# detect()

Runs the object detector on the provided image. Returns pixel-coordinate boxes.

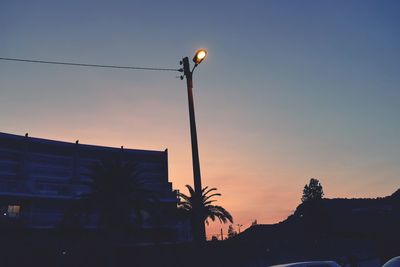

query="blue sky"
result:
[1,0,399,236]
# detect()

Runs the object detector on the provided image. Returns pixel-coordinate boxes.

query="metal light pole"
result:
[180,49,207,242]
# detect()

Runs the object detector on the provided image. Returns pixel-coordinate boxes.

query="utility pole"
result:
[181,51,207,242]
[237,224,243,234]
[182,57,203,196]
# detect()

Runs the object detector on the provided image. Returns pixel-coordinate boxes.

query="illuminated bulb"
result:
[193,49,207,64]
[197,50,206,60]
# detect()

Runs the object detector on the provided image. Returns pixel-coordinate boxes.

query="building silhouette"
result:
[0,132,190,243]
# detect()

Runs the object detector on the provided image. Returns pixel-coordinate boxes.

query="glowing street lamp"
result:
[192,49,207,65]
[179,49,207,242]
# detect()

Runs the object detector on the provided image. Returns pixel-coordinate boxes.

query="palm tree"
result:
[59,159,156,266]
[177,185,233,238]
[80,158,156,231]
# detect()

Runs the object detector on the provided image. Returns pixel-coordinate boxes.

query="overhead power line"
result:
[0,57,183,72]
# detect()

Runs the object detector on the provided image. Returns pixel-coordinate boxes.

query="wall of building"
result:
[0,132,190,242]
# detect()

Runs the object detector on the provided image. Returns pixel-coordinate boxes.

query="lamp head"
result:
[193,49,207,65]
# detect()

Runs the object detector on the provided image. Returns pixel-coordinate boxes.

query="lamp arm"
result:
[192,63,198,73]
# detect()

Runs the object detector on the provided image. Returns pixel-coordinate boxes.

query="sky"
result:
[1,0,399,238]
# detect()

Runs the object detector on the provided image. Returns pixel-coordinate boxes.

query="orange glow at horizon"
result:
[10,122,397,240]
[3,82,399,242]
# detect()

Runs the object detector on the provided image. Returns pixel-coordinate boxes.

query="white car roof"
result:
[269,261,341,267]
[383,257,400,267]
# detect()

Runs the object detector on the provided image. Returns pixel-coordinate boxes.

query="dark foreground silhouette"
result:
[0,189,399,267]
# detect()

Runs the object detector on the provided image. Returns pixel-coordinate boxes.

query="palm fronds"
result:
[177,184,233,226]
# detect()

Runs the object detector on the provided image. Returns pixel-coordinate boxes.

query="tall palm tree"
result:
[81,159,156,230]
[177,185,233,234]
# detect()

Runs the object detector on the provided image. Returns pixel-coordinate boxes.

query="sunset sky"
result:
[1,0,399,238]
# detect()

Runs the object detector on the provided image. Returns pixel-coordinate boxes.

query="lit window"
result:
[7,205,20,218]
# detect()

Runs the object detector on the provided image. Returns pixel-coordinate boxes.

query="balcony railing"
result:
[0,179,89,198]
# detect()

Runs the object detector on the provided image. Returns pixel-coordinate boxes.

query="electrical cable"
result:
[0,57,183,72]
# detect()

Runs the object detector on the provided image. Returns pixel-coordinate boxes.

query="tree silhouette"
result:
[80,159,156,231]
[299,178,330,238]
[227,224,237,239]
[301,178,324,203]
[177,185,233,238]
[211,235,219,241]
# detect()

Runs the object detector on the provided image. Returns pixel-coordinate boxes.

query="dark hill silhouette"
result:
[390,189,400,200]
[227,189,400,266]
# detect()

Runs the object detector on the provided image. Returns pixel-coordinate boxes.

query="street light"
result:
[180,49,207,242]
[192,49,207,65]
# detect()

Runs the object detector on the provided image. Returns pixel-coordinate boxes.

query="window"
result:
[7,205,21,218]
